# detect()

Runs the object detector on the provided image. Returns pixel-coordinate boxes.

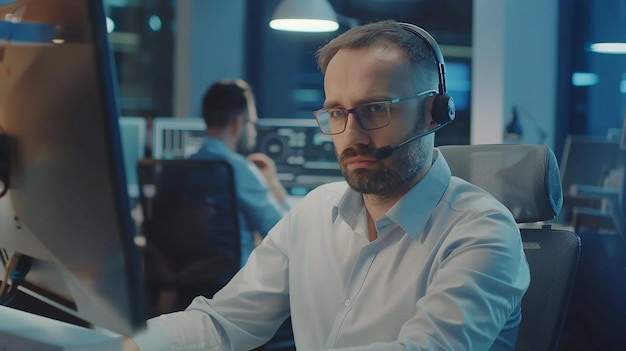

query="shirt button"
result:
[344,299,351,307]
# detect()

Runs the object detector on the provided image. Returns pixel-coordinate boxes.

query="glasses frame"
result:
[313,89,437,135]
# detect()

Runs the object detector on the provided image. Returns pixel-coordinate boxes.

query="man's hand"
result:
[247,153,277,178]
[247,153,287,204]
[119,335,140,351]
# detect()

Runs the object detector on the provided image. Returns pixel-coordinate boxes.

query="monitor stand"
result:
[0,305,122,351]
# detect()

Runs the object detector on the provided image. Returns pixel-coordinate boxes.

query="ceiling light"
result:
[587,42,626,54]
[269,0,339,33]
[571,72,599,86]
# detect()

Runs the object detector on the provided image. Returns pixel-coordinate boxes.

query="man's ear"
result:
[230,114,245,137]
[424,95,439,129]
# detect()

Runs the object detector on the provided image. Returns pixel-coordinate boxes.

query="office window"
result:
[104,0,174,118]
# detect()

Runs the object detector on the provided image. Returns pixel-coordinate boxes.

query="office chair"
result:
[558,137,626,350]
[438,144,581,351]
[569,164,625,242]
[559,134,625,240]
[570,178,625,242]
[137,158,240,316]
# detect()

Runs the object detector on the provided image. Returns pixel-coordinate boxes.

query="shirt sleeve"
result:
[235,160,289,236]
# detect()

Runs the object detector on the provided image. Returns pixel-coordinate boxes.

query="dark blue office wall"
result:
[560,0,626,144]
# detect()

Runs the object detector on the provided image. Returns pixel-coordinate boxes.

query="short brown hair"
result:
[201,79,255,128]
[315,20,438,90]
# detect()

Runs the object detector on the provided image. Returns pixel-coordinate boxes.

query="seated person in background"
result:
[190,79,290,265]
[124,20,530,351]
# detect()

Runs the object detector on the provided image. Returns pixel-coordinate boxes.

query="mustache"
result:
[339,145,377,162]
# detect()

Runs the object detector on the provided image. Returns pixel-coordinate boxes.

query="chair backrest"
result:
[438,144,581,351]
[137,158,240,314]
[439,144,563,223]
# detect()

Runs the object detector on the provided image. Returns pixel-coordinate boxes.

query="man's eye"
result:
[367,103,387,113]
[329,110,345,118]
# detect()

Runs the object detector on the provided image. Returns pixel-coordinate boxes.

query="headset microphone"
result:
[374,122,449,160]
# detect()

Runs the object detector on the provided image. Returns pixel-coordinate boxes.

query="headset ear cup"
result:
[432,94,456,125]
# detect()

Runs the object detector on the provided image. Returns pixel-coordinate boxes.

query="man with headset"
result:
[124,20,529,351]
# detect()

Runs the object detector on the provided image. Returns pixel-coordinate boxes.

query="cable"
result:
[0,252,33,305]
[0,130,10,198]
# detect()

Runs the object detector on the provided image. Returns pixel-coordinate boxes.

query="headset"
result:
[372,23,457,160]
[397,22,456,125]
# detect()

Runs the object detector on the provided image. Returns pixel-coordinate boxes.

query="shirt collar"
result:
[332,186,363,227]
[332,149,451,240]
[198,136,232,155]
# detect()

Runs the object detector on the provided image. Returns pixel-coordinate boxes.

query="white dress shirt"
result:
[133,149,530,350]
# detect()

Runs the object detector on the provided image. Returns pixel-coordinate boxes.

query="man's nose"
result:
[342,112,370,144]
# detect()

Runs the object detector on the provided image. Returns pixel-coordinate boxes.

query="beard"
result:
[236,127,256,155]
[338,130,429,198]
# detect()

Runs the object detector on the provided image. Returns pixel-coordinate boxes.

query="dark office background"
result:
[0,1,623,349]
[105,0,625,160]
[0,0,614,349]
[243,0,473,146]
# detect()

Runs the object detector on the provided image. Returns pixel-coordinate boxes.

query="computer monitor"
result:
[119,116,147,199]
[0,0,146,343]
[150,117,343,196]
[151,117,206,159]
[255,118,343,196]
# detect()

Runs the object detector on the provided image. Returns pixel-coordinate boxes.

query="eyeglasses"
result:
[313,90,437,135]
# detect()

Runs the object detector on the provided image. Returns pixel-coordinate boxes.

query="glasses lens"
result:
[314,110,336,134]
[316,109,351,134]
[355,102,390,130]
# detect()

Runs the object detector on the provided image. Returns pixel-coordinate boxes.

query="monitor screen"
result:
[150,117,343,196]
[255,118,343,196]
[445,60,471,112]
[0,0,146,337]
[151,117,206,159]
[119,116,147,199]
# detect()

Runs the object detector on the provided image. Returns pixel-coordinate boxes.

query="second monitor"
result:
[255,118,342,196]
[151,117,343,196]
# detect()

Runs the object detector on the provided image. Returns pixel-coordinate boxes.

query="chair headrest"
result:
[438,144,563,223]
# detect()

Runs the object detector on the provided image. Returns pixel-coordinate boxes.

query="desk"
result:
[0,305,122,351]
